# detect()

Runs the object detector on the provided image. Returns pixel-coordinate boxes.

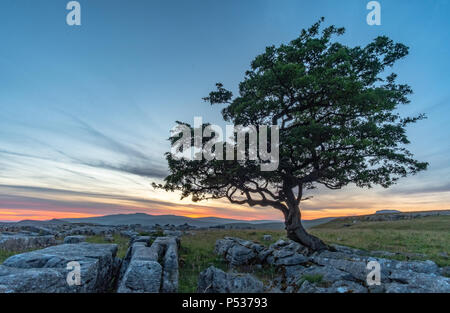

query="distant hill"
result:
[59,213,284,228]
[375,210,401,214]
[314,210,450,228]
[58,213,336,229]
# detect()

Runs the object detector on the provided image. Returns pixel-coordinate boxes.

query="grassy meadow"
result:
[84,234,130,259]
[310,215,450,266]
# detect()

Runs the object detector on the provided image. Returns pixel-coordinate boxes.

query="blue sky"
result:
[0,0,449,221]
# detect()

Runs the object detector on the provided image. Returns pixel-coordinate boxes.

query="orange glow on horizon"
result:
[0,206,448,222]
[0,209,103,222]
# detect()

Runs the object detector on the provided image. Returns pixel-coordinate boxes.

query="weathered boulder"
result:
[0,234,56,251]
[286,264,354,287]
[327,280,368,293]
[0,243,120,293]
[310,256,372,282]
[0,265,69,293]
[117,260,162,293]
[263,235,272,241]
[197,266,263,293]
[63,235,86,244]
[384,282,423,293]
[295,279,368,293]
[262,240,310,267]
[117,236,179,293]
[388,270,450,292]
[155,237,179,293]
[215,237,265,266]
[130,236,151,245]
[163,230,182,238]
[120,230,139,238]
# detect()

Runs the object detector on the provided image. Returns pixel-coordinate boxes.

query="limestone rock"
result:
[0,234,56,251]
[215,237,265,267]
[197,266,263,293]
[117,260,162,293]
[0,243,120,293]
[63,235,86,244]
[117,236,179,293]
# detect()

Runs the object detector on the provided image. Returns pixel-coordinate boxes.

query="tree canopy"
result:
[154,18,428,250]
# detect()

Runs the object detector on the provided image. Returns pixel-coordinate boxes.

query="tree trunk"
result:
[284,195,332,252]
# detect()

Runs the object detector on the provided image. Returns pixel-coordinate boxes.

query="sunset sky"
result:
[0,0,449,222]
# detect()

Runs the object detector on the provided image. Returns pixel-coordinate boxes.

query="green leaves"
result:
[156,18,428,210]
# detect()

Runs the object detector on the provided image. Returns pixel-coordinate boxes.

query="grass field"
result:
[84,234,130,259]
[310,215,450,267]
[178,215,450,292]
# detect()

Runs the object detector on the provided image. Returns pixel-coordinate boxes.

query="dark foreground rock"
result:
[0,243,120,293]
[197,266,264,293]
[214,237,450,293]
[117,236,179,293]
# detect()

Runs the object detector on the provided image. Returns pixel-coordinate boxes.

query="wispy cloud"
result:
[383,182,450,195]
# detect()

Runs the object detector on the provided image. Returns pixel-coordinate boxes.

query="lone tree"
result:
[155,19,428,251]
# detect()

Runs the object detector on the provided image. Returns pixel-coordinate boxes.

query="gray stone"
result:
[0,234,56,251]
[215,237,264,267]
[197,266,263,293]
[226,245,256,266]
[120,230,139,238]
[0,265,71,293]
[266,240,311,266]
[63,235,86,244]
[117,260,162,293]
[328,280,368,293]
[130,236,151,245]
[117,236,179,293]
[163,230,182,238]
[388,270,450,292]
[263,235,272,241]
[296,280,326,293]
[384,282,424,293]
[155,237,179,293]
[0,243,119,293]
[378,258,439,275]
[291,265,354,286]
[273,253,308,266]
[311,256,387,282]
[66,226,115,236]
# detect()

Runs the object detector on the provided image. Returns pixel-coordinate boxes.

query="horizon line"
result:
[1,208,449,224]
